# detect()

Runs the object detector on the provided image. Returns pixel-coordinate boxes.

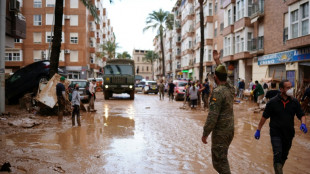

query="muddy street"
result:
[1,93,310,173]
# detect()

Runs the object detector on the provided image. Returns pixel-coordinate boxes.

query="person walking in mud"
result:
[200,78,210,110]
[158,79,165,100]
[71,83,85,126]
[88,79,97,112]
[168,80,175,101]
[201,50,234,174]
[189,82,199,109]
[56,76,66,122]
[254,79,307,174]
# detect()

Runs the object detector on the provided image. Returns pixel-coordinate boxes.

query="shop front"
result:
[258,47,310,87]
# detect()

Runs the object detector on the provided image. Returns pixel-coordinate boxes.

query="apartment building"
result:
[155,0,310,88]
[5,0,114,79]
[132,49,153,80]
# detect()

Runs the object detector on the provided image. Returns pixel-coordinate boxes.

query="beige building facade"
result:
[5,0,114,79]
[132,49,153,80]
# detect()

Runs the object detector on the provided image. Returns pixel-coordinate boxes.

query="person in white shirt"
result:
[88,79,97,112]
[71,84,85,126]
[189,82,199,109]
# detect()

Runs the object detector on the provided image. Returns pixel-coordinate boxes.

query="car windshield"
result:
[150,82,157,86]
[71,81,87,88]
[104,65,133,75]
[178,82,187,87]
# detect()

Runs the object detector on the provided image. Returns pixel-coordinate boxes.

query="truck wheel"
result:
[104,91,109,100]
[130,91,134,100]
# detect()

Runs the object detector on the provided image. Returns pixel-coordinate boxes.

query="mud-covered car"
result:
[142,81,158,94]
[135,81,145,93]
[173,80,188,101]
[5,60,65,104]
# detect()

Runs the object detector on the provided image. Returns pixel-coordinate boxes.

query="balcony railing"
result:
[248,0,264,18]
[248,36,264,52]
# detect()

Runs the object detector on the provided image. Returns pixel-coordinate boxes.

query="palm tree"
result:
[143,9,173,78]
[49,0,104,78]
[143,51,159,80]
[117,51,131,59]
[100,40,119,59]
[198,0,205,83]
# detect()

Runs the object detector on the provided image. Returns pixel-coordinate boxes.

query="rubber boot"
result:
[77,117,81,126]
[274,163,283,174]
[72,117,75,126]
[58,111,63,122]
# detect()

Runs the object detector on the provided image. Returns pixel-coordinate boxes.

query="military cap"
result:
[60,76,66,81]
[215,65,227,74]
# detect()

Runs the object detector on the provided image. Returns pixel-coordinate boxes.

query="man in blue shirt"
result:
[254,80,307,174]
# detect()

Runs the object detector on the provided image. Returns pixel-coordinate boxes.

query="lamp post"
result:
[0,0,7,113]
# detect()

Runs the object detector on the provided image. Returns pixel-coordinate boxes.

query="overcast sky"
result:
[102,0,176,56]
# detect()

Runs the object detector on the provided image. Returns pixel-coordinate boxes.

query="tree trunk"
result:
[159,27,165,78]
[49,0,64,78]
[199,0,205,83]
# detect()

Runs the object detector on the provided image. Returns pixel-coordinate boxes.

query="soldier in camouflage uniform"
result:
[202,50,234,174]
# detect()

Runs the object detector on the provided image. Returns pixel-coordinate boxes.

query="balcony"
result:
[248,0,264,19]
[205,39,213,46]
[286,34,310,49]
[96,38,100,43]
[89,47,96,53]
[222,0,235,8]
[223,25,234,36]
[89,31,95,38]
[96,24,100,29]
[6,13,26,39]
[248,36,264,55]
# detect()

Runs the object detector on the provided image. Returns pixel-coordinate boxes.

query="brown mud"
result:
[0,93,309,173]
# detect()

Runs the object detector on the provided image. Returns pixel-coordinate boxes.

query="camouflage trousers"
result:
[211,131,234,174]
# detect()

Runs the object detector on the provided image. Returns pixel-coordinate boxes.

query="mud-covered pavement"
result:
[1,93,310,173]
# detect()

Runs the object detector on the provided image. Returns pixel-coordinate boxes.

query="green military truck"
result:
[103,59,135,100]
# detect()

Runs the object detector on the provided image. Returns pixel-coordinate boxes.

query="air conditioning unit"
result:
[64,49,70,54]
[64,15,70,20]
[10,0,20,12]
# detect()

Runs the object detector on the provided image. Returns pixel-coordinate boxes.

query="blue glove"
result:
[300,123,308,133]
[254,130,260,140]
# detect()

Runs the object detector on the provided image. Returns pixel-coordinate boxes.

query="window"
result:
[301,2,309,36]
[46,32,64,43]
[70,15,78,26]
[68,72,79,79]
[70,0,78,8]
[228,9,231,25]
[5,52,21,61]
[215,2,218,13]
[291,9,299,38]
[142,66,144,72]
[209,3,213,16]
[34,0,42,8]
[14,39,22,43]
[33,32,42,43]
[46,14,54,25]
[33,50,42,61]
[208,49,212,61]
[214,28,217,37]
[137,57,139,62]
[147,66,149,72]
[33,15,42,26]
[70,33,78,44]
[236,0,244,20]
[236,36,240,53]
[241,38,244,52]
[70,50,79,62]
[46,0,55,7]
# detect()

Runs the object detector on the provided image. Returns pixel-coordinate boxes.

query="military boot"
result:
[274,163,283,174]
[77,117,81,126]
[72,117,75,126]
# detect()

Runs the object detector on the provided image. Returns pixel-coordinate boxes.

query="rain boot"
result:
[77,117,81,126]
[72,117,75,126]
[274,163,283,174]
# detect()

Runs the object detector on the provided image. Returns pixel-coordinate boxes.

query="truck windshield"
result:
[104,65,133,75]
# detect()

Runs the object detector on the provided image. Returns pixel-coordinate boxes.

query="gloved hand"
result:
[300,123,308,133]
[254,130,260,140]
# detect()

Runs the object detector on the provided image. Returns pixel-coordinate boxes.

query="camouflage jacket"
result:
[203,82,234,137]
